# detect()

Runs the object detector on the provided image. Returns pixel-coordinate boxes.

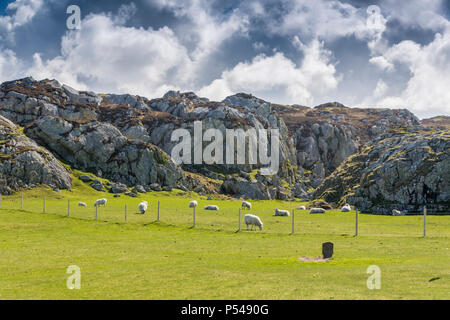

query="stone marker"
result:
[322,242,334,259]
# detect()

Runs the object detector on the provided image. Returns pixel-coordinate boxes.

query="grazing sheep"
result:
[78,202,87,207]
[204,205,219,211]
[241,201,252,210]
[244,214,263,231]
[341,204,351,212]
[274,208,290,217]
[298,206,306,210]
[138,201,148,214]
[310,207,326,214]
[189,200,198,208]
[392,209,404,216]
[94,198,107,207]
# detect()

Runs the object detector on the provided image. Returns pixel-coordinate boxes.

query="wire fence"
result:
[0,193,449,238]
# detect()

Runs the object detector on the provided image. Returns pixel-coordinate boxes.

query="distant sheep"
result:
[341,204,351,212]
[274,208,290,217]
[244,214,263,231]
[94,198,107,207]
[310,207,326,214]
[298,206,306,210]
[78,202,87,207]
[189,200,198,208]
[392,209,404,216]
[204,205,219,211]
[242,201,252,210]
[138,201,148,214]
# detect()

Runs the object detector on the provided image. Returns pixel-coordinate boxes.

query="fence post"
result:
[291,209,295,234]
[157,201,160,221]
[0,194,2,209]
[43,197,46,213]
[68,199,70,216]
[423,206,427,237]
[193,206,196,228]
[355,208,358,236]
[238,208,241,232]
[125,204,127,222]
[21,193,23,210]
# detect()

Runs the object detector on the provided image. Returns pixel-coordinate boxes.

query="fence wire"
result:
[0,194,449,238]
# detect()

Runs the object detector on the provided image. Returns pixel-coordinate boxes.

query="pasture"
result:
[0,183,449,299]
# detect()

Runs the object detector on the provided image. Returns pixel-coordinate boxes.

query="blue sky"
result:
[1,0,450,118]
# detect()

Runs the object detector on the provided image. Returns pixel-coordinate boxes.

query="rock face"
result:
[274,102,421,187]
[0,115,72,194]
[0,77,443,204]
[314,129,450,214]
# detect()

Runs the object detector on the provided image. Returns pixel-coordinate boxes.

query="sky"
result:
[0,0,450,119]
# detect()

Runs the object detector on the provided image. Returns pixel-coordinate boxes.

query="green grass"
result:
[0,183,449,299]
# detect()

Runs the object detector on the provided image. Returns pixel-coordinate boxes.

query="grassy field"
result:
[0,177,449,299]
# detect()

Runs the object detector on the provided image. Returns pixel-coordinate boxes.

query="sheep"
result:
[244,214,263,231]
[274,208,290,217]
[392,209,404,216]
[138,201,148,214]
[241,201,252,210]
[341,204,351,212]
[310,207,326,214]
[204,205,219,211]
[94,198,107,207]
[298,206,306,210]
[189,200,198,208]
[78,202,87,207]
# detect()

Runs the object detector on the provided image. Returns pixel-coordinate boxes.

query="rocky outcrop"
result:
[314,128,450,214]
[0,77,441,204]
[23,115,188,190]
[0,115,72,194]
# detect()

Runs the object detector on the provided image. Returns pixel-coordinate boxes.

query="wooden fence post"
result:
[157,201,160,221]
[355,208,359,236]
[21,193,23,210]
[43,197,46,213]
[0,194,2,209]
[423,206,427,237]
[238,208,241,232]
[291,209,295,234]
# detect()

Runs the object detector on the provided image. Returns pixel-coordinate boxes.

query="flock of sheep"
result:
[76,197,357,231]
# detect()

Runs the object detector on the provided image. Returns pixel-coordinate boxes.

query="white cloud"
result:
[369,56,394,72]
[199,39,339,105]
[27,9,195,97]
[0,0,44,42]
[373,79,388,98]
[0,48,25,82]
[373,31,450,118]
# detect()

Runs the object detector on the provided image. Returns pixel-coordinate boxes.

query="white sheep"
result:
[241,201,252,210]
[274,208,290,217]
[298,206,306,210]
[189,200,198,208]
[78,202,87,207]
[310,207,326,214]
[94,198,107,207]
[392,209,404,216]
[204,205,219,211]
[138,201,148,214]
[341,204,351,212]
[244,214,263,231]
